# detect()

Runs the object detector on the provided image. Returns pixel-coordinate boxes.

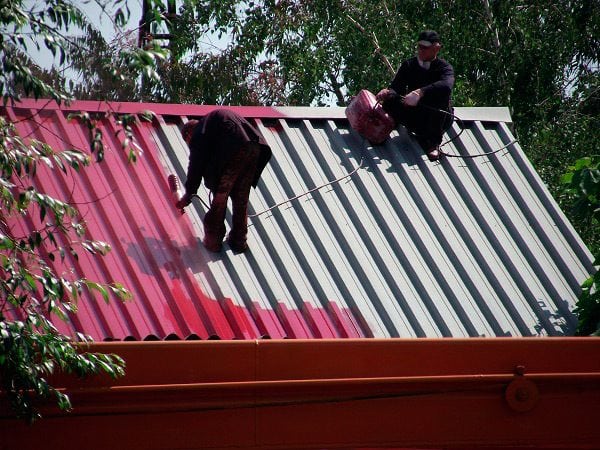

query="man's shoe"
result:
[203,235,222,252]
[427,147,441,161]
[226,235,249,253]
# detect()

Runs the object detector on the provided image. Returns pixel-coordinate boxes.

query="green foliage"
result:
[0,117,130,421]
[0,0,165,421]
[562,155,600,335]
[1,0,167,103]
[0,315,125,421]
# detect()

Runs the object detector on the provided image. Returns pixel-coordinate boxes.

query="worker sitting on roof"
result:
[177,109,272,253]
[376,30,454,162]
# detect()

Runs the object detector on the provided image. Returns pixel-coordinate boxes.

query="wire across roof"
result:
[2,100,593,340]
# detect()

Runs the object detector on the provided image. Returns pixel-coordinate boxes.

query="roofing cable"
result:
[175,158,364,218]
[441,138,518,159]
[390,95,516,159]
[248,158,363,218]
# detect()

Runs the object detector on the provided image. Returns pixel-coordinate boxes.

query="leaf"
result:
[138,110,156,122]
[83,280,109,303]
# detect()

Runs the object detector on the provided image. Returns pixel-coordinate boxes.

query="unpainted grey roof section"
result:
[153,106,593,338]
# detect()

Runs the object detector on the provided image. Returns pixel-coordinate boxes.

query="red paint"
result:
[8,98,289,118]
[2,101,368,342]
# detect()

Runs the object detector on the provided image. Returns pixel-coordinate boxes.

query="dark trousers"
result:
[203,142,261,248]
[382,97,453,150]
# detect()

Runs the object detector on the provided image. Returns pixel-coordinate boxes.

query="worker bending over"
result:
[177,109,272,253]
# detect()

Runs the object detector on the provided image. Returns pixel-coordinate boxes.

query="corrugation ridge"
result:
[335,125,449,337]
[22,110,134,340]
[325,301,366,338]
[344,126,456,336]
[434,125,532,336]
[153,118,190,187]
[451,125,564,335]
[415,146,513,336]
[94,115,190,338]
[275,302,314,338]
[249,301,286,339]
[315,121,432,337]
[473,126,578,326]
[496,122,594,288]
[252,120,376,337]
[221,298,261,339]
[278,119,401,337]
[384,140,481,336]
[61,113,164,341]
[170,278,219,339]
[468,122,576,331]
[302,303,338,338]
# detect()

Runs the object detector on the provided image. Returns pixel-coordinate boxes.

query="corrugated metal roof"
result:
[3,100,594,340]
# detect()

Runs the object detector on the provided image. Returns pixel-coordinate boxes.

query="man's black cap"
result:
[417,30,440,47]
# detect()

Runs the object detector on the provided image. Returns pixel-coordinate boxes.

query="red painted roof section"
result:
[3,99,364,341]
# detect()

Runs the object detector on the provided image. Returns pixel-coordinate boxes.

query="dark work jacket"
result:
[184,109,272,194]
[389,56,454,110]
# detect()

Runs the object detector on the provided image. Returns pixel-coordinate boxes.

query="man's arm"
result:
[376,60,410,103]
[178,132,208,207]
[388,60,410,95]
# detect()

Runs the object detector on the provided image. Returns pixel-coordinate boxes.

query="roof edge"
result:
[4,99,512,123]
[453,106,512,123]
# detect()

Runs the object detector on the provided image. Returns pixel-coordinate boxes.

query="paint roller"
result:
[167,174,185,213]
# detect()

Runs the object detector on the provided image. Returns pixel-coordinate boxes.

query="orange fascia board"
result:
[1,338,600,450]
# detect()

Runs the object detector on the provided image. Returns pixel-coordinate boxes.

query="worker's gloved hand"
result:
[403,90,422,106]
[175,193,192,210]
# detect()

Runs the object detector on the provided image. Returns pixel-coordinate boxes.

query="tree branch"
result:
[345,13,395,75]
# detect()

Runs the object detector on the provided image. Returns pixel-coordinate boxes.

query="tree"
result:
[157,1,598,110]
[1,0,166,421]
